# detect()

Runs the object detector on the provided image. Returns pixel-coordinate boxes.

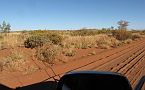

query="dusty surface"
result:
[0,39,144,89]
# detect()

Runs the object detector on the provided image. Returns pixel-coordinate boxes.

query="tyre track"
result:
[51,39,145,76]
[91,41,145,71]
[1,39,145,89]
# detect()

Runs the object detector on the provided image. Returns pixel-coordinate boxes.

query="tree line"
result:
[0,20,129,33]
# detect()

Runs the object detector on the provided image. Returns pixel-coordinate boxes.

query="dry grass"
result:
[96,35,120,49]
[0,50,26,71]
[62,34,120,49]
[0,31,143,66]
[123,39,133,44]
[0,33,28,49]
[112,30,132,41]
[62,48,76,57]
[132,33,143,40]
[0,50,38,74]
[62,35,97,49]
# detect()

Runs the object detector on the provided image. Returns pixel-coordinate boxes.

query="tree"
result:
[110,26,114,30]
[1,21,7,31]
[0,21,11,33]
[5,23,11,33]
[0,25,2,32]
[118,20,129,30]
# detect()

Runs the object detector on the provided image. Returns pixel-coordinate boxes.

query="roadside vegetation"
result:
[0,20,145,72]
[0,50,38,74]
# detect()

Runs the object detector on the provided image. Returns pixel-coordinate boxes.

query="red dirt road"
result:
[0,39,145,89]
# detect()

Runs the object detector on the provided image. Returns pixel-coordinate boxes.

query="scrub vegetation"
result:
[0,20,145,73]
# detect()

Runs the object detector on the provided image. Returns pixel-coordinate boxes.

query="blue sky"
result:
[0,0,145,30]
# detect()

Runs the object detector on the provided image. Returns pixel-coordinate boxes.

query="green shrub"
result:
[35,43,61,64]
[24,35,49,49]
[48,34,63,45]
[112,30,132,41]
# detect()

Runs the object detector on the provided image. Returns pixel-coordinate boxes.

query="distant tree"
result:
[102,28,107,30]
[1,21,7,32]
[0,25,2,32]
[110,26,114,30]
[0,25,2,36]
[118,20,129,30]
[0,21,11,33]
[5,23,11,33]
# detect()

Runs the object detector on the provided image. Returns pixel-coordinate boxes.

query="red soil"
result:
[0,39,144,89]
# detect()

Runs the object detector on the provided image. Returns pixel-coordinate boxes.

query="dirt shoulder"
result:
[0,38,144,89]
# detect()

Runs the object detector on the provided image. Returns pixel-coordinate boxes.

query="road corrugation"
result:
[0,39,145,89]
[48,39,145,89]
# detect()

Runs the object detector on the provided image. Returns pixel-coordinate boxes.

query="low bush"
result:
[35,43,61,64]
[123,39,132,44]
[48,33,63,45]
[24,35,50,48]
[98,29,112,34]
[62,48,76,57]
[96,38,110,49]
[96,35,120,49]
[0,50,39,73]
[70,29,98,36]
[131,33,142,40]
[142,30,145,35]
[0,51,26,72]
[29,30,50,36]
[112,30,132,41]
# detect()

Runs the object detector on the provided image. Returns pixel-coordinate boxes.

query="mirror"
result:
[57,71,132,90]
[135,76,145,90]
